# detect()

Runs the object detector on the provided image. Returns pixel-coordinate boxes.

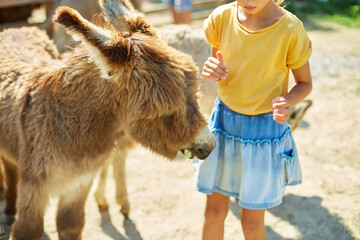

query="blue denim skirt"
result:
[193,97,302,209]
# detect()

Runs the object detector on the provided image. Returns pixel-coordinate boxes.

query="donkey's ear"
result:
[98,0,156,36]
[53,6,133,64]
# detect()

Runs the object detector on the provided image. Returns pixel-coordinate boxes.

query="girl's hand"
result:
[202,51,228,81]
[272,96,291,124]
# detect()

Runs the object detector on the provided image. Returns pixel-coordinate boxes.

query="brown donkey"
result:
[0,0,215,239]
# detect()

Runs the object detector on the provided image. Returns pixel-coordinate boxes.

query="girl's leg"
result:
[202,192,230,240]
[240,208,266,240]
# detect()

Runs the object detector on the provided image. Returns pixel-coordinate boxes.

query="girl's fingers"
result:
[203,62,227,80]
[202,54,228,81]
[208,57,228,75]
[202,73,219,81]
[272,96,289,111]
[273,108,290,115]
[272,96,282,105]
[273,115,288,124]
[273,113,290,119]
[204,61,227,77]
[202,67,222,81]
[273,112,290,124]
[272,96,290,124]
[272,102,290,110]
[216,51,224,64]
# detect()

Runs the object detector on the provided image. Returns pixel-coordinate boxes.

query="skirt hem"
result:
[195,180,303,210]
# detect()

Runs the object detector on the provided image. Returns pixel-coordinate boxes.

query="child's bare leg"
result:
[202,192,229,240]
[240,208,266,240]
[171,8,192,24]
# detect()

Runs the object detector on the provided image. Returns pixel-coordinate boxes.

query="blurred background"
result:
[0,1,359,240]
[0,0,359,29]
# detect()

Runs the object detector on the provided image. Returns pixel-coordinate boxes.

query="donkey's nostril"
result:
[195,147,207,159]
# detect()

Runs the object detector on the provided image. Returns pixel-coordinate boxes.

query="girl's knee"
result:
[203,193,229,223]
[204,205,228,223]
[240,209,266,239]
[241,219,263,234]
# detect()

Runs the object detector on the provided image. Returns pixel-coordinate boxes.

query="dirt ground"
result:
[0,17,360,240]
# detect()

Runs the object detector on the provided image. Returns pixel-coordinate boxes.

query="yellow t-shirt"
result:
[203,2,312,115]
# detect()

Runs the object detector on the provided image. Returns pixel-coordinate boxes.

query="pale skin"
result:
[201,0,312,239]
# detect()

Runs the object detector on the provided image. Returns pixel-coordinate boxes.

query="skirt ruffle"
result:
[193,97,302,209]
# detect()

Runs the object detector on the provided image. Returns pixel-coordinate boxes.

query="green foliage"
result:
[284,0,360,28]
[323,13,360,28]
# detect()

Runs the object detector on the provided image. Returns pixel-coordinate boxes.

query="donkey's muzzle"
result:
[182,126,215,159]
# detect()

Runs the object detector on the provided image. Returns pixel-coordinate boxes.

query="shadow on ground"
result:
[230,194,355,240]
[0,200,143,240]
[100,209,144,240]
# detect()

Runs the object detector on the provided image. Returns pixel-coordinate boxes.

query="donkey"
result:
[0,0,215,239]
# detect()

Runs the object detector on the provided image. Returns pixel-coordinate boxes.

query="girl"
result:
[193,0,313,239]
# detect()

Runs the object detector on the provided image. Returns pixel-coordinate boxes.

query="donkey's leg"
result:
[2,159,18,217]
[10,180,49,240]
[112,148,130,218]
[56,178,93,240]
[94,163,109,211]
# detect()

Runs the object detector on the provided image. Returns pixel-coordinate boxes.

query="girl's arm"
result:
[201,47,228,81]
[286,61,313,107]
[272,61,313,124]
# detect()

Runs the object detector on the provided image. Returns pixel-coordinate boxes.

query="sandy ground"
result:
[0,18,359,240]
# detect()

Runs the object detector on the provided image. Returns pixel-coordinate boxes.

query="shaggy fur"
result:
[0,0,215,239]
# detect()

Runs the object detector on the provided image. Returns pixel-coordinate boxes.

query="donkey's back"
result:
[0,27,60,163]
[0,27,59,66]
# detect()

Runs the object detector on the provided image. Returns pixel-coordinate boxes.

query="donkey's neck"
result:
[43,47,126,115]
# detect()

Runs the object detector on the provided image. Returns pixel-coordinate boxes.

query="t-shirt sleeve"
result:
[287,22,312,69]
[203,9,221,49]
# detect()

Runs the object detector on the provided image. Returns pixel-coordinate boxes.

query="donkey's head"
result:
[53,0,215,159]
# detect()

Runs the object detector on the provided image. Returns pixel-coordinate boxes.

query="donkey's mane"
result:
[37,48,88,93]
[131,34,171,63]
